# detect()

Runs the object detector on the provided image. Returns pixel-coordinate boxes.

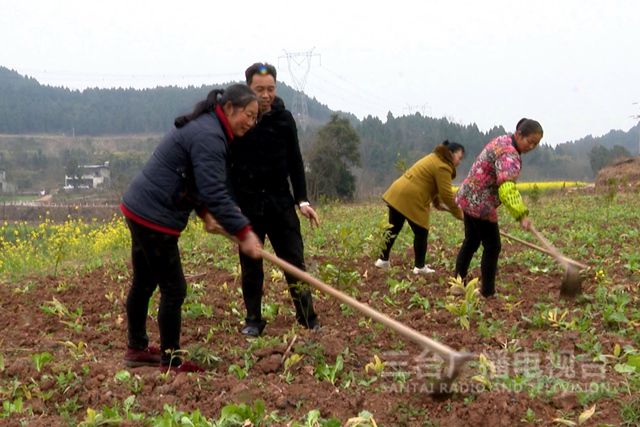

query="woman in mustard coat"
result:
[375,140,465,274]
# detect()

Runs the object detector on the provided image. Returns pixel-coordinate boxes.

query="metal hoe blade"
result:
[560,264,583,297]
[530,225,584,298]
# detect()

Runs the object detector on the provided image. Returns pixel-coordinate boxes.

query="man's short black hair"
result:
[245,62,277,84]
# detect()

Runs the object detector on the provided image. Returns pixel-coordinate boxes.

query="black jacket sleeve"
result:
[284,111,308,203]
[189,126,249,236]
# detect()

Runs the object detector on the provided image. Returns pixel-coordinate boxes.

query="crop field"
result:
[0,189,639,426]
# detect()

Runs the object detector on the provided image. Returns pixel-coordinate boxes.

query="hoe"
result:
[259,249,476,394]
[528,225,585,297]
[441,205,586,297]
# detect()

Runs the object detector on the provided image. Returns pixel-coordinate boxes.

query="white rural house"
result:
[0,169,16,193]
[64,161,111,190]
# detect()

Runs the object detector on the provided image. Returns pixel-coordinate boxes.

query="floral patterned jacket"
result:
[455,134,521,222]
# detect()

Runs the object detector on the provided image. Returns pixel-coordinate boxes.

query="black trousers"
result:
[125,219,187,364]
[239,205,317,328]
[455,213,501,297]
[380,205,429,268]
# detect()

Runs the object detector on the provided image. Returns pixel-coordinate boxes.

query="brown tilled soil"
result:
[0,246,636,426]
[595,156,640,190]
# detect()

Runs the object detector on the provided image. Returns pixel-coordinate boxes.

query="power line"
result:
[306,67,390,114]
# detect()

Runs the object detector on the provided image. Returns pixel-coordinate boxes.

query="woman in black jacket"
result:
[120,84,262,372]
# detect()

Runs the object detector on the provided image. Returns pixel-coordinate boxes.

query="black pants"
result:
[455,213,501,297]
[239,205,317,328]
[380,205,429,268]
[125,219,187,364]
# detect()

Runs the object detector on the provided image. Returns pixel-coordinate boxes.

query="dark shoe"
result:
[241,324,262,337]
[160,360,205,373]
[124,346,162,367]
[481,289,495,298]
[241,320,266,337]
[303,318,321,332]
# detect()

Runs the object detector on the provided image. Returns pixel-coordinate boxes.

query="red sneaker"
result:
[160,360,205,373]
[124,346,162,367]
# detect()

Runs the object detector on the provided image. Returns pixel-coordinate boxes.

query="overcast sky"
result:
[2,0,639,145]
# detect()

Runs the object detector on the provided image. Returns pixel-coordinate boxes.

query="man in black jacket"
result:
[230,62,320,337]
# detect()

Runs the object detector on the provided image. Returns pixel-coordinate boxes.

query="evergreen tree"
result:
[307,114,361,200]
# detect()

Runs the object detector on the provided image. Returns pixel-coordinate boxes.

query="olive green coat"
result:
[382,145,463,229]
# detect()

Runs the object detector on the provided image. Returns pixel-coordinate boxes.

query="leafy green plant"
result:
[32,351,53,372]
[545,308,577,330]
[530,183,541,204]
[620,397,640,426]
[40,297,84,332]
[282,353,304,384]
[315,354,344,386]
[183,301,214,319]
[1,397,29,418]
[471,353,495,391]
[520,407,540,424]
[364,354,385,377]
[477,318,504,339]
[60,340,91,361]
[188,344,222,370]
[158,349,192,379]
[602,301,631,330]
[114,370,144,394]
[318,262,360,295]
[215,399,267,426]
[79,396,145,426]
[292,409,341,427]
[261,301,281,320]
[148,403,211,426]
[445,276,481,330]
[55,396,81,424]
[78,406,123,426]
[344,410,378,427]
[386,277,412,295]
[408,292,430,312]
[55,369,81,394]
[552,404,596,426]
[228,363,249,380]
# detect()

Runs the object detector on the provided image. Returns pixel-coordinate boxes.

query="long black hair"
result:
[174,84,257,128]
[515,118,543,137]
[442,139,465,155]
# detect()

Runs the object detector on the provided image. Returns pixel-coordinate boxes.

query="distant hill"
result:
[0,66,638,193]
[556,128,639,156]
[0,66,335,135]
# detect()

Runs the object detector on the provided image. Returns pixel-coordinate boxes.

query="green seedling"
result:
[315,354,344,386]
[32,352,53,372]
[445,276,481,330]
[293,409,341,427]
[552,404,596,426]
[472,353,496,391]
[114,370,144,394]
[364,354,385,377]
[345,410,379,427]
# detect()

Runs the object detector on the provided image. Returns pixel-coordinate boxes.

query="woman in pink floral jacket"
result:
[455,118,543,297]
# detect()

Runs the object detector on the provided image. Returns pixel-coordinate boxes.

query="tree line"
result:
[1,66,638,199]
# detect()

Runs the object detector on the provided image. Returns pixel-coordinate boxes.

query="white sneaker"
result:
[374,259,390,269]
[412,265,435,275]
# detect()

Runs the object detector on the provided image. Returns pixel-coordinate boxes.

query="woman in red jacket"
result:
[121,84,262,372]
[455,118,542,297]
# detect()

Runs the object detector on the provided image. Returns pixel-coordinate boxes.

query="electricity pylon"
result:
[279,49,320,128]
